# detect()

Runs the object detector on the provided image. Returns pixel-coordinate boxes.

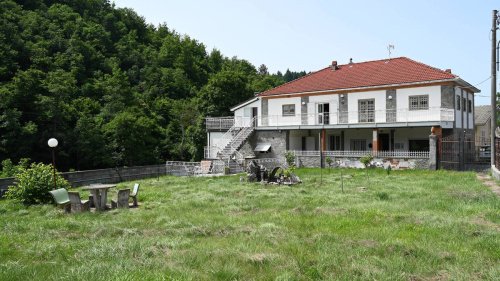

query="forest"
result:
[0,0,307,171]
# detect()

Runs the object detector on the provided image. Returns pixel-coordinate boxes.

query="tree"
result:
[197,70,253,117]
[258,64,269,75]
[0,0,289,169]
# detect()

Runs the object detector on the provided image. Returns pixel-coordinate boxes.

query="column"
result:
[429,133,438,170]
[372,128,379,155]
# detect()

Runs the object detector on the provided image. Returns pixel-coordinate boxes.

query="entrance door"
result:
[379,134,390,151]
[252,107,258,126]
[318,103,330,125]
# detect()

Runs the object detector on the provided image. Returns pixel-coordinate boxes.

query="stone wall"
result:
[0,164,167,198]
[295,155,429,170]
[239,130,287,160]
[441,85,454,109]
[261,98,269,126]
[0,178,14,197]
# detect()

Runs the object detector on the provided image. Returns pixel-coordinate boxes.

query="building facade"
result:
[205,57,479,169]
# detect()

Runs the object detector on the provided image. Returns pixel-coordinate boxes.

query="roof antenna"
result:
[387,44,395,59]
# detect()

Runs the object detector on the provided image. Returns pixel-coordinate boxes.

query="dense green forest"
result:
[0,0,306,171]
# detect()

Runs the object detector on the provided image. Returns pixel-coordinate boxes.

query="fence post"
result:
[429,133,438,170]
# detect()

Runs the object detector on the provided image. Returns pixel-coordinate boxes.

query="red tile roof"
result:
[259,57,458,96]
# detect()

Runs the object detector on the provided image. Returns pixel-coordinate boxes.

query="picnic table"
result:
[82,184,115,211]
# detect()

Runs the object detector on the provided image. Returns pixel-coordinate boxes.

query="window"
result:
[394,143,405,150]
[329,135,341,151]
[409,95,429,110]
[456,95,461,110]
[468,99,472,113]
[282,104,295,116]
[358,99,375,122]
[351,139,367,151]
[408,139,429,151]
[462,97,466,112]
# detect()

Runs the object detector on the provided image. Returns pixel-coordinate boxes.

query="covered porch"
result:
[287,127,432,155]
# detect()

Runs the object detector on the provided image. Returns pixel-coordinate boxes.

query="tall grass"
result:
[0,168,498,280]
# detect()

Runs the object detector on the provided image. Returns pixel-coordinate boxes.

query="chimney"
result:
[331,60,338,70]
[445,69,452,73]
[349,58,353,64]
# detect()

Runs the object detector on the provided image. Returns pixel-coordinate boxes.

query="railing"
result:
[288,150,430,159]
[206,108,454,130]
[258,107,454,127]
[206,116,234,130]
[208,116,256,164]
[206,116,256,130]
[205,146,220,159]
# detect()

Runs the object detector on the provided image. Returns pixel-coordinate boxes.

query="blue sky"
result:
[113,0,499,105]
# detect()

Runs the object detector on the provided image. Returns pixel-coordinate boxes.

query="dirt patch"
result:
[471,216,500,231]
[476,173,500,197]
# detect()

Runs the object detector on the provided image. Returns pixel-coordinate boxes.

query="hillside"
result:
[0,0,305,171]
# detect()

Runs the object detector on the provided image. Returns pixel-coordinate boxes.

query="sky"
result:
[113,0,500,105]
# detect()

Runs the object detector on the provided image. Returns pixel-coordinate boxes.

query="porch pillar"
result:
[431,126,442,169]
[372,128,379,155]
[429,132,438,170]
[321,129,326,151]
[321,129,326,168]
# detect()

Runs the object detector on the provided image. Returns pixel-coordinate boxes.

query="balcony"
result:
[205,107,454,130]
[260,107,454,127]
[205,116,234,130]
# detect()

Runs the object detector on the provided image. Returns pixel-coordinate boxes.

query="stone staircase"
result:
[228,159,245,173]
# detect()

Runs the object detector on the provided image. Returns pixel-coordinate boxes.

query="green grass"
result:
[0,168,499,280]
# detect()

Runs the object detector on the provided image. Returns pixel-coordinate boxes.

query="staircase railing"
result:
[218,116,257,166]
[226,126,253,159]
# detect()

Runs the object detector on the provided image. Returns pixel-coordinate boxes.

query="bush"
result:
[325,156,333,168]
[1,158,30,178]
[284,151,295,168]
[360,154,374,168]
[5,163,70,205]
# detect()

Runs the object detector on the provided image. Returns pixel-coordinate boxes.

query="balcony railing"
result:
[205,116,234,130]
[260,107,453,127]
[206,108,454,130]
[288,150,430,159]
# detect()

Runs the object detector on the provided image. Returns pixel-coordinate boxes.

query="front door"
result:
[318,103,330,125]
[379,133,390,151]
[252,107,258,126]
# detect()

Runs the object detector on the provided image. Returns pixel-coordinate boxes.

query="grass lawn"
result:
[0,168,498,280]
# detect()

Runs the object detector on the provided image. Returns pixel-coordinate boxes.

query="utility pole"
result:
[491,10,498,168]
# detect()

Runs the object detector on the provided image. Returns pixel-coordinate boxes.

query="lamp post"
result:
[48,138,58,190]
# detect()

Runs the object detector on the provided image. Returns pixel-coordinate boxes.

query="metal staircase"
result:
[212,116,256,172]
[218,126,254,159]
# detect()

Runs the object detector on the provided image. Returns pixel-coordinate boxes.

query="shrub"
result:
[325,156,333,168]
[360,154,374,168]
[5,163,70,205]
[1,158,30,178]
[284,151,295,168]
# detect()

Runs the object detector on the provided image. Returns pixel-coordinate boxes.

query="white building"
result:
[205,57,479,169]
